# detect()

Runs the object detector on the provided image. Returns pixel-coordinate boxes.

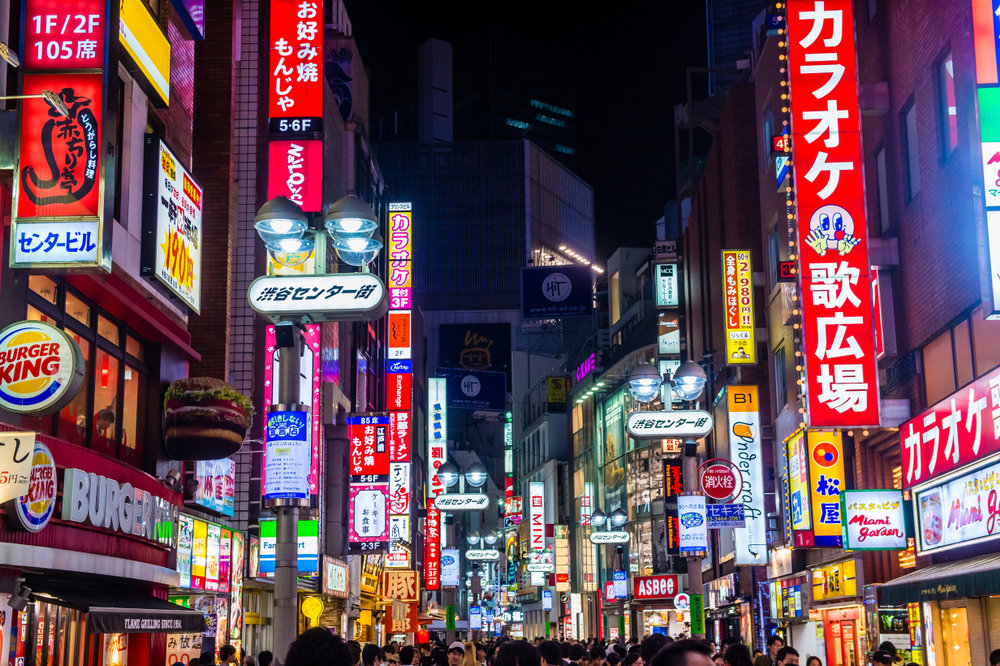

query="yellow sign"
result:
[382,570,419,603]
[301,597,324,627]
[547,377,566,403]
[811,559,856,601]
[786,432,812,531]
[807,431,846,546]
[120,0,172,105]
[722,250,756,364]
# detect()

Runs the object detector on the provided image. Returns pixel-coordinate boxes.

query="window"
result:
[954,320,973,389]
[610,271,621,325]
[774,345,788,411]
[923,329,956,405]
[768,224,781,289]
[939,54,958,156]
[114,75,126,222]
[903,104,921,199]
[875,148,890,233]
[21,277,149,467]
[761,106,774,171]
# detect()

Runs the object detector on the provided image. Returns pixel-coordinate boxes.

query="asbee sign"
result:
[0,321,85,415]
[633,575,680,600]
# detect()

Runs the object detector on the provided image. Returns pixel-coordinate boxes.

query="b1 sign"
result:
[841,489,907,550]
[264,409,311,500]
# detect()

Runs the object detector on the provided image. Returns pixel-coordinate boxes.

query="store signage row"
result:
[248,274,387,323]
[769,574,810,620]
[177,514,240,590]
[425,378,448,589]
[0,321,86,416]
[633,574,680,600]
[914,454,1000,553]
[787,0,880,428]
[841,489,908,550]
[728,386,767,563]
[721,250,756,364]
[626,411,713,439]
[62,468,178,546]
[434,493,490,510]
[900,363,1000,488]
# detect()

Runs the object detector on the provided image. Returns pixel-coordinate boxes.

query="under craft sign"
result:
[626,411,713,439]
[247,274,387,322]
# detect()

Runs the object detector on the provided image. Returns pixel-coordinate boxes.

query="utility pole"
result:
[682,437,704,639]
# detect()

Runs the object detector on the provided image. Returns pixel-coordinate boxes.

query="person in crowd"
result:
[754,637,783,666]
[201,653,216,665]
[876,644,898,664]
[648,639,714,666]
[364,643,386,666]
[463,643,480,666]
[348,643,363,666]
[752,654,761,662]
[707,644,716,657]
[449,642,468,666]
[497,641,542,666]
[284,628,353,666]
[991,650,1000,666]
[712,654,724,666]
[623,654,642,666]
[870,652,893,666]
[243,657,256,666]
[218,645,238,664]
[607,654,620,666]
[400,646,416,666]
[775,648,798,666]
[540,641,564,666]
[805,657,822,666]
[477,644,488,666]
[640,633,670,666]
[259,651,273,666]
[723,644,753,666]
[590,645,607,666]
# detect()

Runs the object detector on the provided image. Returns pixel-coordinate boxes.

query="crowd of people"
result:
[187,630,916,666]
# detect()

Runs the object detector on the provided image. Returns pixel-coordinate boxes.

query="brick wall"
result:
[189,0,238,379]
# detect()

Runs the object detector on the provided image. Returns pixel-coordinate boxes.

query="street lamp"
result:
[436,462,460,488]
[628,363,662,403]
[325,195,383,267]
[467,531,481,546]
[465,461,489,488]
[483,529,500,545]
[254,196,312,267]
[609,507,628,527]
[672,360,708,402]
[590,509,607,528]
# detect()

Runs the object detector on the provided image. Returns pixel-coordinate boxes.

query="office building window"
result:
[938,54,958,156]
[868,0,877,21]
[774,345,787,411]
[903,104,921,199]
[875,147,890,233]
[610,271,621,325]
[768,224,780,289]
[761,107,774,171]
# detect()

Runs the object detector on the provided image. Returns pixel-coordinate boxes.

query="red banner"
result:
[388,372,411,411]
[389,411,411,462]
[348,417,389,481]
[267,139,322,212]
[24,0,106,69]
[633,575,680,600]
[787,0,879,428]
[268,0,322,119]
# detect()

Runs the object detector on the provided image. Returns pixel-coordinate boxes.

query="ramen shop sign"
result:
[0,321,85,415]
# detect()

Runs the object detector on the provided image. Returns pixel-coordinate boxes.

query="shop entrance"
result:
[924,601,973,666]
[824,608,862,666]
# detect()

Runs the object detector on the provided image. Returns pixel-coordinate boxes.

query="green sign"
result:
[689,594,704,635]
[545,620,551,637]
[446,605,456,631]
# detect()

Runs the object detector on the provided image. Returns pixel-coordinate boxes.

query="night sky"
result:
[346,1,709,263]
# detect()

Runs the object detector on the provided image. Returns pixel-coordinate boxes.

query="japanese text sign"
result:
[811,559,856,601]
[807,430,845,546]
[388,203,413,308]
[24,0,105,69]
[383,570,419,602]
[425,378,448,589]
[787,0,880,428]
[914,454,1000,553]
[388,313,411,359]
[971,3,1000,317]
[0,432,36,504]
[248,273,386,323]
[385,602,418,633]
[655,263,679,307]
[706,503,746,528]
[678,495,708,553]
[729,386,766,564]
[787,431,813,532]
[263,409,311,500]
[389,411,411,462]
[722,250,756,364]
[348,484,389,552]
[269,0,322,120]
[347,415,389,482]
[13,220,99,265]
[389,462,410,515]
[901,363,1000,488]
[386,515,410,568]
[841,489,907,550]
[626,411,713,439]
[267,140,322,212]
[529,481,545,551]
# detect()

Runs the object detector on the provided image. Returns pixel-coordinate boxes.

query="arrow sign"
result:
[626,411,713,440]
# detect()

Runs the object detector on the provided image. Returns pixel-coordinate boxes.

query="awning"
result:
[28,580,205,634]
[879,552,1000,605]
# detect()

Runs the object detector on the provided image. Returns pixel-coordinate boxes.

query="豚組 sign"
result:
[626,411,713,439]
[0,321,85,415]
[247,273,387,323]
[633,575,680,600]
[841,489,907,550]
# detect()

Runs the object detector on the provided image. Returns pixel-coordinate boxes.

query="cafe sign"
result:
[914,454,1000,553]
[840,489,908,550]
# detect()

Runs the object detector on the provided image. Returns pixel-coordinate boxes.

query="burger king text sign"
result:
[0,321,85,415]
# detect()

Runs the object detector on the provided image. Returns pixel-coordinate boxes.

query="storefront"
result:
[319,556,350,634]
[768,571,816,657]
[631,574,683,637]
[809,558,864,666]
[704,573,744,645]
[0,431,204,665]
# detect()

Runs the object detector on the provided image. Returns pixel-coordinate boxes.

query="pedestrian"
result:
[244,657,257,666]
[364,644,386,666]
[284,627,353,666]
[776,648,798,666]
[449,642,467,666]
[202,652,217,666]
[640,634,669,666]
[713,655,724,666]
[805,657,822,666]
[259,651,274,666]
[497,641,542,666]
[992,651,1000,666]
[607,654,620,666]
[478,644,488,666]
[590,645,607,666]
[870,652,893,666]
[622,655,641,666]
[754,637,783,666]
[220,645,238,664]
[464,643,480,666]
[648,640,714,666]
[401,646,416,666]
[541,641,564,666]
[349,643,363,666]
[723,644,754,666]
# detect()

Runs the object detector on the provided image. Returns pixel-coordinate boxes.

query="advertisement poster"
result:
[841,490,906,550]
[728,386,766,564]
[264,409,311,500]
[205,523,221,591]
[193,458,236,516]
[441,548,460,586]
[721,250,756,364]
[442,370,507,411]
[230,531,245,640]
[655,263,679,307]
[219,529,232,594]
[915,455,1000,552]
[521,265,594,318]
[678,495,708,553]
[787,432,812,531]
[807,431,846,547]
[192,520,207,589]
[178,515,194,588]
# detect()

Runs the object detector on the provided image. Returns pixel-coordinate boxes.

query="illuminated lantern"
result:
[417,629,429,644]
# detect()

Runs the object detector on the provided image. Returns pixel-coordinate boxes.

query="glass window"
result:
[26,305,55,325]
[903,104,921,199]
[875,148,890,233]
[868,0,876,21]
[64,291,90,327]
[122,365,146,455]
[954,320,973,389]
[55,332,91,448]
[774,345,788,411]
[97,315,119,345]
[761,106,774,170]
[939,54,958,155]
[972,305,1000,376]
[924,329,956,406]
[768,224,780,289]
[92,351,120,456]
[937,606,971,666]
[126,335,145,362]
[28,276,58,306]
[610,272,621,325]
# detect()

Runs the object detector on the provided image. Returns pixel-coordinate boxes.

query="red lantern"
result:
[417,629,429,644]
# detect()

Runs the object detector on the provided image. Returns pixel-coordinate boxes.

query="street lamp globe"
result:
[628,363,662,403]
[484,530,500,545]
[324,195,378,240]
[609,507,628,527]
[254,196,308,244]
[436,462,460,488]
[590,509,607,528]
[467,531,481,545]
[465,461,489,487]
[673,360,708,401]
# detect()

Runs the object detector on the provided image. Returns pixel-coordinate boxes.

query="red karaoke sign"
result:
[787,0,879,428]
[268,0,322,120]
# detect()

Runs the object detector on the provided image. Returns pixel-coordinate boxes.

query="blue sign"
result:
[442,370,507,410]
[613,570,628,598]
[776,156,790,189]
[264,410,311,499]
[706,503,746,528]
[521,266,594,319]
[766,14,782,36]
[542,590,552,610]
[388,359,412,374]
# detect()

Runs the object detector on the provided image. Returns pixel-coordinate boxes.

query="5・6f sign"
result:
[0,321,85,415]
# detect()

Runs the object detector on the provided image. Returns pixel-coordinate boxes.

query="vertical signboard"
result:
[528,482,545,551]
[266,140,323,212]
[347,415,390,553]
[787,0,880,427]
[387,203,414,309]
[268,0,322,123]
[728,387,766,565]
[677,495,708,553]
[426,378,448,589]
[807,431,845,547]
[263,409,311,500]
[722,250,756,364]
[787,431,813,538]
[655,263,679,307]
[972,0,1000,317]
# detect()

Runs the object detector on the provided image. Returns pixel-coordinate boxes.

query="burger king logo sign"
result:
[6,441,57,532]
[0,321,85,415]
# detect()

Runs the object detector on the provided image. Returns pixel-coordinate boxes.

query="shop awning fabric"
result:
[879,552,1000,606]
[29,582,205,635]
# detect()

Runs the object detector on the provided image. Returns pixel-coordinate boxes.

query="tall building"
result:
[706,0,766,94]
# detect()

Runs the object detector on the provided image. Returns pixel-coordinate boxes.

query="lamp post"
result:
[254,194,383,659]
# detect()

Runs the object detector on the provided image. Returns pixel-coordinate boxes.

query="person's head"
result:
[776,648,798,666]
[464,643,480,666]
[870,652,893,666]
[244,657,257,666]
[648,640,713,666]
[284,628,352,666]
[591,647,607,664]
[767,637,784,659]
[752,653,761,661]
[608,654,621,666]
[349,643,363,666]
[713,655,724,666]
[623,655,641,666]
[991,650,1000,666]
[722,644,753,666]
[220,645,238,664]
[259,651,273,666]
[202,653,216,666]
[450,642,467,666]
[540,641,563,666]
[364,643,387,666]
[805,658,822,666]
[478,644,487,664]
[96,407,115,430]
[497,642,542,666]
[570,645,588,663]
[401,647,416,665]
[640,634,669,666]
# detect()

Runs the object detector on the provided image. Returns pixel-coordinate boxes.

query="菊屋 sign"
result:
[728,386,766,564]
[722,250,756,364]
[841,489,907,550]
[626,411,713,439]
[247,273,387,323]
[787,0,880,428]
[141,137,203,312]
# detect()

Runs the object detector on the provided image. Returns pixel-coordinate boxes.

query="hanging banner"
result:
[722,250,756,364]
[529,481,545,551]
[807,430,846,547]
[728,386,766,564]
[787,0,880,428]
[426,378,447,589]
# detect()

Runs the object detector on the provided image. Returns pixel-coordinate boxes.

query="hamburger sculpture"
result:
[163,377,253,460]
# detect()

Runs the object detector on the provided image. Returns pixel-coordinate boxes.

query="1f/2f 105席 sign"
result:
[626,411,713,439]
[248,274,387,323]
